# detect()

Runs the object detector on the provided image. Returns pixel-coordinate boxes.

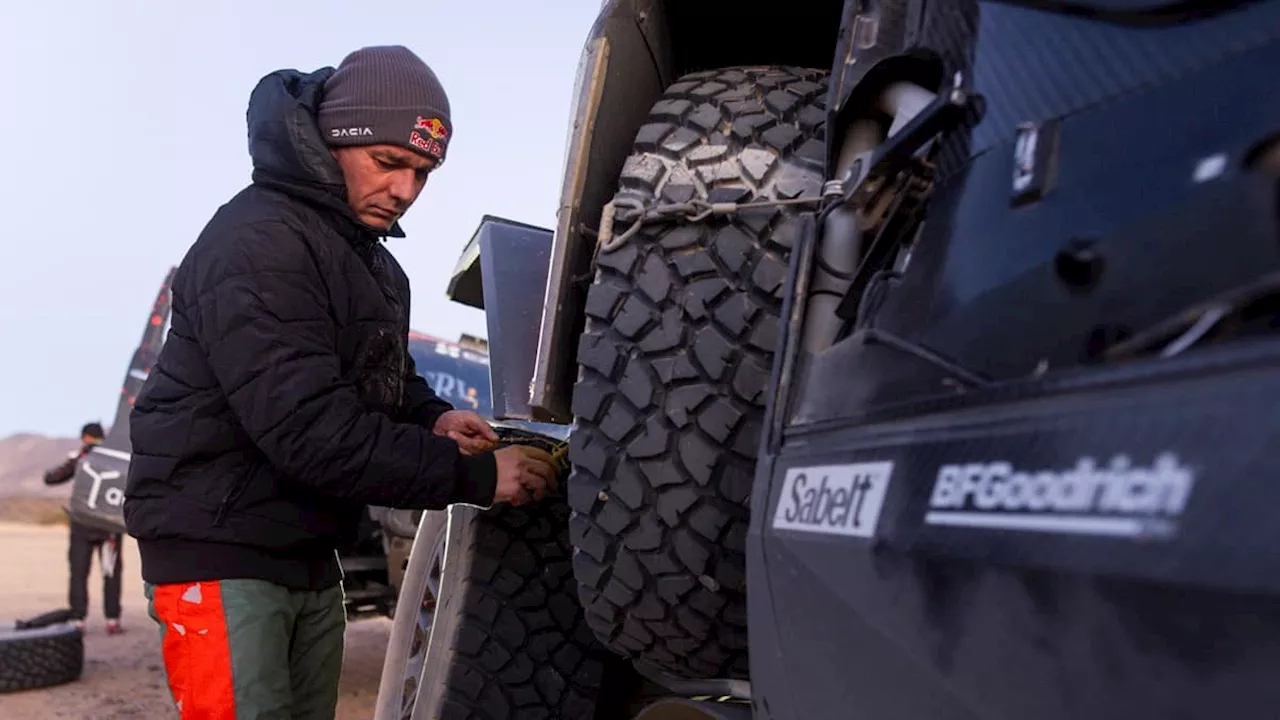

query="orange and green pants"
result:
[144,579,346,720]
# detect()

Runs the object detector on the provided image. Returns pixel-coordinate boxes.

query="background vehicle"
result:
[393,0,1280,718]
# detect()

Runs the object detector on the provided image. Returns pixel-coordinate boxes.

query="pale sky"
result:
[0,0,602,436]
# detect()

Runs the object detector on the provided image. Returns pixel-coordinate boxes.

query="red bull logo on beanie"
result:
[415,116,448,140]
[409,131,444,160]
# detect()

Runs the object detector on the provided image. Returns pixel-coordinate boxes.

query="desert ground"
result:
[0,522,389,719]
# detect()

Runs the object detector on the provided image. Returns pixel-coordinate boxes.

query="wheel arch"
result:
[526,0,850,422]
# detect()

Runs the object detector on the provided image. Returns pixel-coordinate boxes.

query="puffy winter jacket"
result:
[123,66,497,590]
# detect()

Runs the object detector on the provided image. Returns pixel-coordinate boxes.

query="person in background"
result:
[43,421,124,635]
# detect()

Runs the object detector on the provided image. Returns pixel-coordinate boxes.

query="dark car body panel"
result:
[745,3,1280,719]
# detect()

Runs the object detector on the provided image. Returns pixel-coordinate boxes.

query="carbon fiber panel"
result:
[918,0,1280,165]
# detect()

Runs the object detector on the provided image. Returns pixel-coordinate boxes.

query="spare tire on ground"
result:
[412,426,642,720]
[568,65,829,680]
[0,610,84,693]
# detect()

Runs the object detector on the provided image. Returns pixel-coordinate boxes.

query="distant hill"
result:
[0,433,81,498]
[0,433,82,524]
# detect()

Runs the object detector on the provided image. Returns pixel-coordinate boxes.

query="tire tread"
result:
[417,430,620,720]
[0,624,84,693]
[568,66,829,680]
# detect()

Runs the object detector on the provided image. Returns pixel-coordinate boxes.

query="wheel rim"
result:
[396,517,450,719]
[424,522,448,601]
[397,600,434,719]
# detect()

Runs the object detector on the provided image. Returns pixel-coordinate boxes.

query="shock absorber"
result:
[801,80,938,355]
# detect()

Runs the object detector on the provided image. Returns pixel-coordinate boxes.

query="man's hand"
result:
[432,410,500,455]
[493,446,558,506]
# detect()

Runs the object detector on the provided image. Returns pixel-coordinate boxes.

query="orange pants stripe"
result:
[151,581,237,719]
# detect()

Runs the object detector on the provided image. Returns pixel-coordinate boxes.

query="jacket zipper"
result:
[213,476,252,527]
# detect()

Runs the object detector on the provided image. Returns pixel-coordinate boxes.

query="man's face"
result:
[82,433,101,446]
[331,144,435,230]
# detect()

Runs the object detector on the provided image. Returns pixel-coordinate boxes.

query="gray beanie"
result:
[317,45,453,165]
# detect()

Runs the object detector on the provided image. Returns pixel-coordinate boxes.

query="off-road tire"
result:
[414,427,634,720]
[568,65,829,680]
[0,621,84,693]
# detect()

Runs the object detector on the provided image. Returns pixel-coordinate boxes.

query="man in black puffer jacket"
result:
[124,45,557,720]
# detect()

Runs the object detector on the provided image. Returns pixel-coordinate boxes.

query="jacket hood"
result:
[245,67,405,238]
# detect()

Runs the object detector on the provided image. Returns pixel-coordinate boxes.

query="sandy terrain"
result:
[0,523,390,719]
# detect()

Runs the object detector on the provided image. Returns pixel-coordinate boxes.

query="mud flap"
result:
[446,215,555,422]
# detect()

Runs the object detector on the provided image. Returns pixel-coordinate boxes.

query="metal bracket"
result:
[842,72,973,209]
